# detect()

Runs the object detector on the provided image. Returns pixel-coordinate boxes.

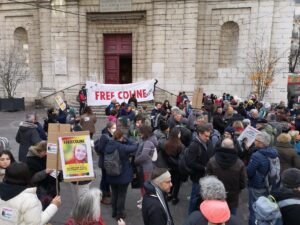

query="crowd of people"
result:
[1,91,300,225]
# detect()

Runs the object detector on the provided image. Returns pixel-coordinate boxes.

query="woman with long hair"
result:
[0,150,15,182]
[80,106,97,138]
[105,130,138,220]
[164,127,184,205]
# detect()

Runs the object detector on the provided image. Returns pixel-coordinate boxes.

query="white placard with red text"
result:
[86,80,156,106]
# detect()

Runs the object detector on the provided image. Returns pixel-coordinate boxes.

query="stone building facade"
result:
[0,0,295,103]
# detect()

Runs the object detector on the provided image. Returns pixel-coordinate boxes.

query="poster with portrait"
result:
[58,134,94,181]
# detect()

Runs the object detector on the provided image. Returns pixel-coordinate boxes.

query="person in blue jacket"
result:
[247,131,279,225]
[104,129,138,220]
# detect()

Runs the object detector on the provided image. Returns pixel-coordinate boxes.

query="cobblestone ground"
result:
[0,108,248,225]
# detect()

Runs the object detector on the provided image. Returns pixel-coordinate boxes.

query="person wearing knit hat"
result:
[275,133,300,173]
[224,127,235,139]
[183,176,241,225]
[272,168,300,225]
[142,167,174,225]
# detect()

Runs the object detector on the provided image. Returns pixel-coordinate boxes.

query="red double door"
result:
[104,34,132,84]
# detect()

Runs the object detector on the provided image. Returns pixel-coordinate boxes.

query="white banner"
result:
[86,80,156,106]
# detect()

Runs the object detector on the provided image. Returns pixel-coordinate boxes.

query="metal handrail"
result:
[42,83,84,99]
[156,86,177,96]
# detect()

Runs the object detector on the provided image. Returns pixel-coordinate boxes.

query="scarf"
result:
[151,182,174,225]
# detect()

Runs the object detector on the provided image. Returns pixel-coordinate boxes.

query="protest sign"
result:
[237,125,261,147]
[86,79,156,106]
[192,87,203,109]
[55,95,66,111]
[58,133,94,182]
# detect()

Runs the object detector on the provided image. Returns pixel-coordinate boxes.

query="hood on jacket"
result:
[154,129,167,140]
[27,146,41,157]
[215,147,238,169]
[258,147,278,158]
[144,180,157,195]
[0,182,27,201]
[105,140,122,154]
[272,186,300,201]
[275,142,294,149]
[146,135,158,147]
[19,121,37,129]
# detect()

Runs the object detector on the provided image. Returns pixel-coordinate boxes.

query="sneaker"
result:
[137,203,142,209]
[137,197,143,204]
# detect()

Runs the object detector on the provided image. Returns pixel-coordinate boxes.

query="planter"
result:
[0,97,25,111]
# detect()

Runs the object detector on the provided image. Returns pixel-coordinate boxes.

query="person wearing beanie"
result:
[206,139,246,215]
[247,131,279,225]
[256,118,276,146]
[142,167,174,225]
[183,176,241,225]
[0,162,61,225]
[272,168,300,225]
[275,133,300,173]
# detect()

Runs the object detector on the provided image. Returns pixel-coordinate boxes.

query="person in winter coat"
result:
[142,167,174,225]
[150,102,162,129]
[206,139,247,215]
[275,133,300,173]
[223,126,244,159]
[247,131,279,225]
[0,150,15,182]
[16,113,42,162]
[212,106,226,134]
[187,124,214,214]
[80,106,97,138]
[183,176,241,225]
[95,122,116,205]
[134,125,158,197]
[256,118,277,146]
[26,141,57,209]
[272,168,300,225]
[105,130,138,220]
[0,162,61,225]
[164,127,184,205]
[79,90,87,115]
[128,93,138,108]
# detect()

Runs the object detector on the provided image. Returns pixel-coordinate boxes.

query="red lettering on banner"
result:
[123,91,129,99]
[118,92,122,99]
[100,92,105,100]
[95,92,100,100]
[111,92,115,99]
[136,89,142,98]
[143,89,146,98]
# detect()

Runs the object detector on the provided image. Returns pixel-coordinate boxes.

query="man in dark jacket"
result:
[142,167,174,225]
[212,106,226,134]
[247,131,279,225]
[16,113,41,162]
[273,168,300,225]
[187,124,214,214]
[206,138,246,215]
[150,102,162,129]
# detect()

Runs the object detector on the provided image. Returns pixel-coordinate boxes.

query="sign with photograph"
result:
[58,135,94,181]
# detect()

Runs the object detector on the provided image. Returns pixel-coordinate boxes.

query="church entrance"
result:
[104,34,132,84]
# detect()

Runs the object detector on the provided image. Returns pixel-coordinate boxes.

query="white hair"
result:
[200,176,227,200]
[71,188,102,223]
[221,138,234,149]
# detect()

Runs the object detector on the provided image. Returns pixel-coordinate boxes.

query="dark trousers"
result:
[79,102,86,115]
[100,169,110,195]
[170,169,181,199]
[111,183,129,217]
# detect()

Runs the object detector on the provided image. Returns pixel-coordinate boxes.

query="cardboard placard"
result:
[55,95,66,111]
[47,123,71,170]
[192,87,203,109]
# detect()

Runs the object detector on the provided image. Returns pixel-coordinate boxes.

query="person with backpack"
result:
[78,90,87,115]
[186,124,214,214]
[94,122,116,205]
[272,168,300,225]
[247,131,280,225]
[104,129,138,220]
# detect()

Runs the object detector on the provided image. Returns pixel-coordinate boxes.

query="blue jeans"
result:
[188,182,200,214]
[248,187,267,225]
[230,207,237,215]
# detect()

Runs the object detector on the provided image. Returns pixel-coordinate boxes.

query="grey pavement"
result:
[0,108,248,225]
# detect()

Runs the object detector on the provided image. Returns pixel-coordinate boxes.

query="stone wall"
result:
[0,0,295,104]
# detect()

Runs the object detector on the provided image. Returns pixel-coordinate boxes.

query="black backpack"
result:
[104,149,122,176]
[178,147,193,181]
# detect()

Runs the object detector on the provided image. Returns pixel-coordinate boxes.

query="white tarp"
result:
[86,80,156,106]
